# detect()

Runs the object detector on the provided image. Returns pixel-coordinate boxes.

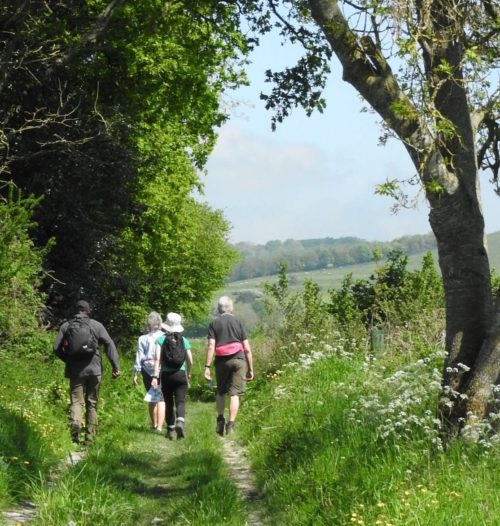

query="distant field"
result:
[219,252,437,297]
[219,231,500,298]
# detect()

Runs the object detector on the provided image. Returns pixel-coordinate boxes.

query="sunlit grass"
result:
[1,339,247,525]
[2,316,499,525]
[238,328,500,525]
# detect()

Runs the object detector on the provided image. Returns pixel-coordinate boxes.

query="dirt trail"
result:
[2,450,86,525]
[221,435,265,526]
[2,406,265,525]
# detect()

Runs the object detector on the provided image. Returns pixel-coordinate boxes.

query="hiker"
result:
[53,300,121,445]
[133,311,165,432]
[204,296,254,436]
[151,312,193,440]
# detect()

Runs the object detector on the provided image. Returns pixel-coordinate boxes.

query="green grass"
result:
[0,340,249,525]
[33,401,245,525]
[237,328,500,526]
[0,340,69,505]
[1,310,499,525]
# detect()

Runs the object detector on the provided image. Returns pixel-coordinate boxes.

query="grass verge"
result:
[238,334,500,525]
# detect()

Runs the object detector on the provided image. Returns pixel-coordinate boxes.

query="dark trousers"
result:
[161,370,188,427]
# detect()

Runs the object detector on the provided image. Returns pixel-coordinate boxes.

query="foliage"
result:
[328,251,444,328]
[0,184,50,345]
[239,322,499,525]
[0,287,497,525]
[0,335,68,503]
[260,261,359,371]
[239,262,497,524]
[236,0,500,429]
[242,0,499,185]
[259,251,444,373]
[492,269,500,298]
[105,198,238,335]
[0,1,248,332]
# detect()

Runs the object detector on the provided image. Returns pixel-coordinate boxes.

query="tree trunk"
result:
[463,294,500,437]
[427,175,493,436]
[308,0,499,437]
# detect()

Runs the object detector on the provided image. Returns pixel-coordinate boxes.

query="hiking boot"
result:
[225,421,235,435]
[216,415,225,436]
[167,426,176,441]
[175,419,185,439]
[71,427,81,444]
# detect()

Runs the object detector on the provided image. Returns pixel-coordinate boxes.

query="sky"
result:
[198,33,500,246]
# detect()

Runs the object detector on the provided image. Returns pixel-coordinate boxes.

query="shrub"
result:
[0,183,51,347]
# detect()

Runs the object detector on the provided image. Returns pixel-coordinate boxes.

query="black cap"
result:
[76,300,91,313]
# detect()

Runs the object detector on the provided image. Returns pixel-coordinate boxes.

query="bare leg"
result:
[229,395,240,422]
[156,401,165,430]
[148,403,156,427]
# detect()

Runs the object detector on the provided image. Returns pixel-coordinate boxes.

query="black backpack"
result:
[63,317,98,359]
[161,332,186,369]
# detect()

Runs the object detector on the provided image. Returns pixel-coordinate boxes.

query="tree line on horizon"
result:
[228,232,437,281]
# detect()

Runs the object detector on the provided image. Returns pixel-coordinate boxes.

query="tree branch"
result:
[307,0,420,143]
[56,0,127,68]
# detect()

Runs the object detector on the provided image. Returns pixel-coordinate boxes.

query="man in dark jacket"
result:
[54,300,120,445]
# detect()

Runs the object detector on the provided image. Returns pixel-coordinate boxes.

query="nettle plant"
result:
[261,261,361,370]
[261,253,445,370]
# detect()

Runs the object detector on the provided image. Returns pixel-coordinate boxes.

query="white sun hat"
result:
[162,312,184,333]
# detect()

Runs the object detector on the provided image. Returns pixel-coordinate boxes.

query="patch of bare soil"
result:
[221,436,265,526]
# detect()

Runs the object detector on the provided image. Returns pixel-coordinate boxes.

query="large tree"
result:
[0,1,247,330]
[241,0,499,438]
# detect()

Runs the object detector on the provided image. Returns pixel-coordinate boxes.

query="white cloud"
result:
[199,124,433,244]
[197,32,500,245]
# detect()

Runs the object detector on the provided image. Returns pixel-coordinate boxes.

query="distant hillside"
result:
[224,231,500,294]
[229,233,437,281]
[215,232,500,331]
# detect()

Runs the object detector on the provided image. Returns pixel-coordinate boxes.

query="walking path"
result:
[221,435,265,526]
[2,450,86,525]
[2,406,265,525]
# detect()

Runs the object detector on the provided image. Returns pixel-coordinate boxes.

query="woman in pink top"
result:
[204,296,254,436]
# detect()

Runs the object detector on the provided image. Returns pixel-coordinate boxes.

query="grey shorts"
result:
[215,354,246,396]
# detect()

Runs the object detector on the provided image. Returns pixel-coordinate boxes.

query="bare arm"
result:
[133,338,142,386]
[242,339,254,381]
[151,343,161,389]
[204,338,216,381]
[185,349,193,387]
